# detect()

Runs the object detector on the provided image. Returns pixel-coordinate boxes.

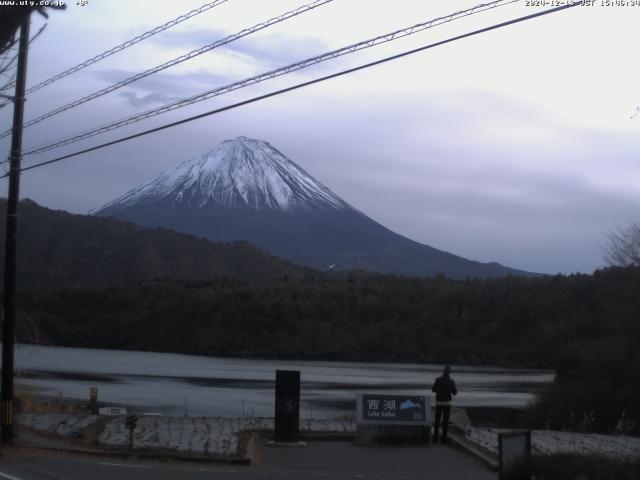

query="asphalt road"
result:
[0,442,496,480]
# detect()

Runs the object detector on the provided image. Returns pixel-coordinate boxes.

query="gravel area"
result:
[464,426,640,460]
[17,414,355,457]
[18,414,100,437]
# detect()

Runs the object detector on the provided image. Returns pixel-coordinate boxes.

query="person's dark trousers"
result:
[433,405,451,444]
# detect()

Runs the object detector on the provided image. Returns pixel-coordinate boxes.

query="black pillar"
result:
[89,387,98,414]
[274,369,300,442]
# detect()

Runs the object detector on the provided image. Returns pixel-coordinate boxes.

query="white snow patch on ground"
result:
[98,416,251,455]
[464,426,640,460]
[18,414,99,438]
[18,414,355,457]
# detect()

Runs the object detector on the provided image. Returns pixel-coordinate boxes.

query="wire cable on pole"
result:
[24,0,231,95]
[3,2,581,179]
[0,0,333,139]
[22,0,521,156]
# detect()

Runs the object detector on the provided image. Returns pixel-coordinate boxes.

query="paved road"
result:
[16,428,103,452]
[0,441,496,480]
[262,441,496,479]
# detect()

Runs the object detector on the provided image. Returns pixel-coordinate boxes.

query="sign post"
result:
[498,430,531,479]
[125,415,138,450]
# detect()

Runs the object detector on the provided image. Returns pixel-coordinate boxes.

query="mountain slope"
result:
[0,198,307,288]
[95,136,532,278]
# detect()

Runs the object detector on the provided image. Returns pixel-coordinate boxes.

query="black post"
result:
[89,387,98,414]
[1,14,30,446]
[125,415,137,450]
[274,370,300,442]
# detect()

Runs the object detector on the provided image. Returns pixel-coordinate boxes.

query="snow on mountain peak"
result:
[97,137,350,212]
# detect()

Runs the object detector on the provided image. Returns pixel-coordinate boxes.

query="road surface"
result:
[0,441,496,479]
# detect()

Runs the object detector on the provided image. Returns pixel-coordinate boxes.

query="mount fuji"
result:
[94,136,530,278]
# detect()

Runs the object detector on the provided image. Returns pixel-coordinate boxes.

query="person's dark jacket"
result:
[431,375,457,402]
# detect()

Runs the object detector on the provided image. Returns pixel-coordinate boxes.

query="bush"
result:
[504,454,640,480]
[528,337,640,434]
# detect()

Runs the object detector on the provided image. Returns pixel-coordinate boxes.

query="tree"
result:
[605,223,640,267]
[0,5,64,56]
[0,5,64,109]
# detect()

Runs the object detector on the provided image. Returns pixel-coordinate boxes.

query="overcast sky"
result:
[0,0,638,274]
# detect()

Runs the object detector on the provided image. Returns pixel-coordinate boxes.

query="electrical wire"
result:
[22,0,521,156]
[0,0,333,139]
[2,2,581,179]
[24,0,231,94]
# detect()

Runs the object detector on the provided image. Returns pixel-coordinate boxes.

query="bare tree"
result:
[0,9,56,110]
[605,223,640,267]
[0,5,63,56]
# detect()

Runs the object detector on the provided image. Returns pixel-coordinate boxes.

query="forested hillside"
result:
[0,199,307,287]
[14,267,637,365]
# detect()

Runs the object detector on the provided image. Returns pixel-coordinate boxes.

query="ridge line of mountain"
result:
[0,198,311,288]
[92,136,536,279]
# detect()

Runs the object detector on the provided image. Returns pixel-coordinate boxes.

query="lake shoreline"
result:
[14,344,553,418]
[14,341,555,372]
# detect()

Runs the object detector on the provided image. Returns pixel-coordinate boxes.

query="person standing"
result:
[431,365,457,444]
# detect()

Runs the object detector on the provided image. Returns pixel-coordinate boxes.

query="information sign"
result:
[357,393,431,426]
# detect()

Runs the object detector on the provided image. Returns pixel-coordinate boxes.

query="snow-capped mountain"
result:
[94,136,531,278]
[98,137,347,212]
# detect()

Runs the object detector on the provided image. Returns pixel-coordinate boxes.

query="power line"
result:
[24,0,231,94]
[22,0,520,157]
[0,0,333,139]
[3,2,581,179]
[21,0,517,155]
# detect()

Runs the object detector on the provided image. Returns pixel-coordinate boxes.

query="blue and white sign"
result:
[356,393,431,426]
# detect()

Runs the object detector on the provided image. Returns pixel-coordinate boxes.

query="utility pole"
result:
[2,14,30,446]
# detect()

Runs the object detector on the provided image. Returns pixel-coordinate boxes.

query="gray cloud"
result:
[91,68,238,108]
[154,28,330,68]
[92,68,234,93]
[243,91,640,274]
[226,32,329,66]
[118,91,184,108]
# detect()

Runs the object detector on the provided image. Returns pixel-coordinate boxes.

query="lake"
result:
[14,344,553,418]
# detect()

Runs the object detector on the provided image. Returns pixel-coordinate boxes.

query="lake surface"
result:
[14,344,553,418]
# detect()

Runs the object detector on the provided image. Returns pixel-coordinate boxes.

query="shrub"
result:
[504,454,640,480]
